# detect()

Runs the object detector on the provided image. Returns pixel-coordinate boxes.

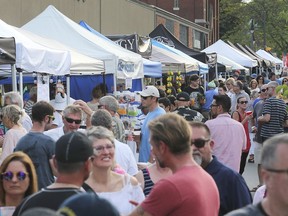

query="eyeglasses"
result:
[265,168,288,174]
[93,144,114,155]
[65,117,81,124]
[239,101,248,104]
[141,96,151,100]
[1,171,28,181]
[48,115,55,121]
[191,138,210,148]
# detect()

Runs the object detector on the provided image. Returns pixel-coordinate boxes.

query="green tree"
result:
[220,0,288,55]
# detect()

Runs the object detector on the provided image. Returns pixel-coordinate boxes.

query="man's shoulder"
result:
[226,203,264,216]
[13,188,82,216]
[16,132,54,147]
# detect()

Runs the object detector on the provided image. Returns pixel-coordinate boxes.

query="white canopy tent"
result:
[153,40,209,75]
[17,28,105,75]
[217,54,249,72]
[202,39,258,68]
[22,5,144,82]
[150,40,199,73]
[0,19,71,92]
[256,49,283,66]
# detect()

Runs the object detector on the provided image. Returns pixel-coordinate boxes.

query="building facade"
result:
[0,0,217,50]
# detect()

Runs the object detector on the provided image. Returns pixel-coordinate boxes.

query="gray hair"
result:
[267,81,278,88]
[99,96,119,113]
[261,133,288,169]
[63,105,83,119]
[86,126,115,146]
[2,104,24,125]
[4,91,23,108]
[91,109,113,130]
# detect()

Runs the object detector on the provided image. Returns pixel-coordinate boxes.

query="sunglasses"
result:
[65,117,81,124]
[261,88,268,92]
[48,115,55,121]
[141,96,151,100]
[191,138,210,148]
[1,171,28,181]
[239,101,248,104]
[98,104,105,109]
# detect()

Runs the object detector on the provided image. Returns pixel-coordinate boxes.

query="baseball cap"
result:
[176,92,190,101]
[55,131,93,163]
[190,74,199,81]
[58,193,120,216]
[139,86,160,97]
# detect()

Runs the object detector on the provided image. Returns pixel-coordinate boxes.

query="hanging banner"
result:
[107,34,152,58]
[0,37,16,65]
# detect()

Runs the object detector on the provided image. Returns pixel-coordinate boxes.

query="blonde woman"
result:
[225,77,235,98]
[83,126,145,215]
[249,79,259,93]
[0,105,27,165]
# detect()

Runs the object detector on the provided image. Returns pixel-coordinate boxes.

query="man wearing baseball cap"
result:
[13,132,93,216]
[138,86,165,162]
[174,92,205,122]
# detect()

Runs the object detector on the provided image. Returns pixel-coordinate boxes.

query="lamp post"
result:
[250,19,255,50]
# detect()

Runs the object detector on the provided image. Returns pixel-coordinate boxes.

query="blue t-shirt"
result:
[138,106,165,162]
[15,132,55,190]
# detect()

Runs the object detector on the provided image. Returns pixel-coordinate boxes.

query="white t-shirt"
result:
[44,127,64,142]
[114,139,138,176]
[97,174,145,215]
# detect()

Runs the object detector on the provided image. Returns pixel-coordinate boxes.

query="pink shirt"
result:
[205,113,246,172]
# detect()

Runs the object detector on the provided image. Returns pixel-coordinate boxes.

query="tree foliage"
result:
[220,0,288,55]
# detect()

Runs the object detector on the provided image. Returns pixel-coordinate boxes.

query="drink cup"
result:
[245,111,252,115]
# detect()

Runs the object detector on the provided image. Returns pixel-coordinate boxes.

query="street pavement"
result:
[242,160,259,199]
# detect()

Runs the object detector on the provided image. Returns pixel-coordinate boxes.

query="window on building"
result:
[180,24,188,46]
[165,20,174,33]
[193,30,206,50]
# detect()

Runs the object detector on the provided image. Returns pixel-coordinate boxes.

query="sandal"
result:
[250,184,262,192]
[248,154,254,163]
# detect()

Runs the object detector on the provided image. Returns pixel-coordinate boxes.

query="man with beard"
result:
[190,122,252,215]
[129,113,219,216]
[15,101,56,189]
[13,132,93,216]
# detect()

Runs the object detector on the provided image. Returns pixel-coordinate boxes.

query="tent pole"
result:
[102,72,106,95]
[215,62,219,80]
[66,75,71,105]
[19,71,23,99]
[141,77,144,89]
[11,64,17,92]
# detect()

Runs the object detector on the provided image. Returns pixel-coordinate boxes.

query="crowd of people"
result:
[0,70,288,216]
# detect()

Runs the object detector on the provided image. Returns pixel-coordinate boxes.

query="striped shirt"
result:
[142,168,154,196]
[261,97,287,138]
